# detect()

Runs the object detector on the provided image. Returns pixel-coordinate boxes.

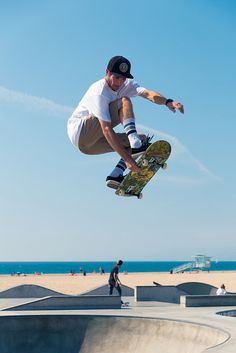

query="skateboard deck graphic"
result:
[116,140,171,198]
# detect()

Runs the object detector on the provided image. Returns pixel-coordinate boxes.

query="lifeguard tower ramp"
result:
[172,255,211,274]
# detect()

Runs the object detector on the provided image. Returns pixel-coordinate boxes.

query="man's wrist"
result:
[165,98,174,106]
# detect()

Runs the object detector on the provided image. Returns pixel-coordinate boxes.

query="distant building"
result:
[171,255,211,274]
[192,255,211,270]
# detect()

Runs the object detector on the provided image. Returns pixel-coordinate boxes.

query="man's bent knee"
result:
[120,97,134,118]
[120,96,132,107]
[109,99,122,126]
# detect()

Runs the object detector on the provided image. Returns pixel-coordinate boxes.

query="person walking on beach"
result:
[108,260,123,302]
[67,55,184,189]
[216,284,227,295]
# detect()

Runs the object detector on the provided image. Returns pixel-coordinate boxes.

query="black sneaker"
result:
[106,175,124,189]
[131,135,153,158]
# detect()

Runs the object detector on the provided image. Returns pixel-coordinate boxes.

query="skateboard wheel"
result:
[137,193,143,199]
[118,189,125,196]
[162,163,168,170]
[142,159,149,167]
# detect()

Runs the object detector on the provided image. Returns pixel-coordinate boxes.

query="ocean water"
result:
[0,261,236,275]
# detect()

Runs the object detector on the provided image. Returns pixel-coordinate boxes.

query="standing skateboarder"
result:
[109,260,123,303]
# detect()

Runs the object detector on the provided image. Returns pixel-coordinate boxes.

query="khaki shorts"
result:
[78,100,130,155]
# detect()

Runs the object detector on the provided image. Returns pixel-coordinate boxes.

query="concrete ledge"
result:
[135,286,187,304]
[3,295,121,311]
[181,295,236,307]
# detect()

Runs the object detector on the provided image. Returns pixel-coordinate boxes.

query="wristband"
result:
[165,98,174,106]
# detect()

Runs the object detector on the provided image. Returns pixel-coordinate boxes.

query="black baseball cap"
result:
[107,56,133,79]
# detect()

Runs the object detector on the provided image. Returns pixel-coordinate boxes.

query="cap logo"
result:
[119,62,128,73]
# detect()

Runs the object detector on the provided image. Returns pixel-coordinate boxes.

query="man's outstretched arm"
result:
[140,89,184,114]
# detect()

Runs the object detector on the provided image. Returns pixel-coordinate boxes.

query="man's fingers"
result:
[178,104,184,114]
[172,102,184,114]
[176,103,184,112]
[132,166,141,173]
[126,160,141,173]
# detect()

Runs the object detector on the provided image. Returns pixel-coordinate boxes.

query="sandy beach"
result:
[1,271,236,295]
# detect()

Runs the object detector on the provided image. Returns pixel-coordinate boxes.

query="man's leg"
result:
[106,98,151,188]
[78,114,129,155]
[118,97,142,149]
[105,99,132,188]
[115,284,124,304]
[118,97,152,156]
[109,282,114,295]
[79,114,130,189]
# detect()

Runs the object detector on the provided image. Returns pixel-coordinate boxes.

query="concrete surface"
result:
[135,283,236,304]
[0,292,236,352]
[181,295,236,307]
[3,295,121,311]
[135,285,187,303]
[0,314,229,353]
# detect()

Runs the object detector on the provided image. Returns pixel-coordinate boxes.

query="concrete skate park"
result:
[0,282,236,352]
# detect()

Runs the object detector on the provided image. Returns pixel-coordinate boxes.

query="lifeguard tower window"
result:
[171,255,211,274]
[194,255,211,269]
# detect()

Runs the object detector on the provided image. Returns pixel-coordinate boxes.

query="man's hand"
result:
[100,120,141,173]
[167,101,184,114]
[141,90,184,114]
[125,157,141,173]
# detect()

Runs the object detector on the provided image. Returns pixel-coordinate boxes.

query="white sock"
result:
[123,118,142,148]
[109,159,127,177]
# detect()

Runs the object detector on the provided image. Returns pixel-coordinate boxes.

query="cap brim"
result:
[126,73,134,79]
[110,72,134,79]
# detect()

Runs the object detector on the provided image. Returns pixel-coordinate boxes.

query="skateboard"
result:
[116,140,171,199]
[121,301,130,307]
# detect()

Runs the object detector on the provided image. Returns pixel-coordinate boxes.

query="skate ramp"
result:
[177,282,217,295]
[0,315,228,353]
[81,284,134,296]
[0,285,66,298]
[177,282,236,296]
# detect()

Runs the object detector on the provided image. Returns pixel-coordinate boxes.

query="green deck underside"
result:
[116,140,171,197]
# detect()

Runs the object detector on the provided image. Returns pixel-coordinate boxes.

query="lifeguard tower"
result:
[171,255,211,273]
[193,254,211,270]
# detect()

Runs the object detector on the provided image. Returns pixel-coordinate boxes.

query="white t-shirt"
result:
[216,287,227,295]
[67,78,146,147]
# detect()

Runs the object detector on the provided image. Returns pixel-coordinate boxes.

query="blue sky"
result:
[0,0,236,261]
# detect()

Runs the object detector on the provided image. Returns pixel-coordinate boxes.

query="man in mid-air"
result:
[67,56,184,189]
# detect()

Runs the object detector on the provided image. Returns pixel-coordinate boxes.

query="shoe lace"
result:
[145,134,154,145]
